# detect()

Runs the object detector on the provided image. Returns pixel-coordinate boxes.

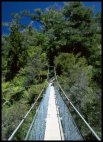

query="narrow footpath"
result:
[44,83,63,140]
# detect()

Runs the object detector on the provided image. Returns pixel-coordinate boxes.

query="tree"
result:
[5,14,27,81]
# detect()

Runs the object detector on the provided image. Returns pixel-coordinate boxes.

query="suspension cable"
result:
[8,85,46,141]
[54,67,101,141]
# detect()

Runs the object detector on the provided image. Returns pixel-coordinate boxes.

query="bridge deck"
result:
[44,83,62,140]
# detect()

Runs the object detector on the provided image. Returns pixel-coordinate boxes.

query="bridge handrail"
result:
[54,68,101,141]
[25,101,41,140]
[8,84,46,141]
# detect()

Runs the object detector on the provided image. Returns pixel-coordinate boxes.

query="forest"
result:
[2,2,101,140]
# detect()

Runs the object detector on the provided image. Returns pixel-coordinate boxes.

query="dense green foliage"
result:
[55,53,101,139]
[2,14,48,140]
[2,2,101,140]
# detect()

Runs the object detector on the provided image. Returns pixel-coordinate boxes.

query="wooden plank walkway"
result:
[44,83,63,140]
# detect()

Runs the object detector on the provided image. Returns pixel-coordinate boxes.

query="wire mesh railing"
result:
[25,84,51,140]
[54,83,83,140]
[7,84,46,141]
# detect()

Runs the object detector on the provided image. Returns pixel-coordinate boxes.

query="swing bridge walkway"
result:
[7,67,101,141]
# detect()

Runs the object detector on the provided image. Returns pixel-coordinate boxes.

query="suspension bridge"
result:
[7,67,101,141]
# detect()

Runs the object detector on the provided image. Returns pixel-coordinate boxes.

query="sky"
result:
[2,1,101,35]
